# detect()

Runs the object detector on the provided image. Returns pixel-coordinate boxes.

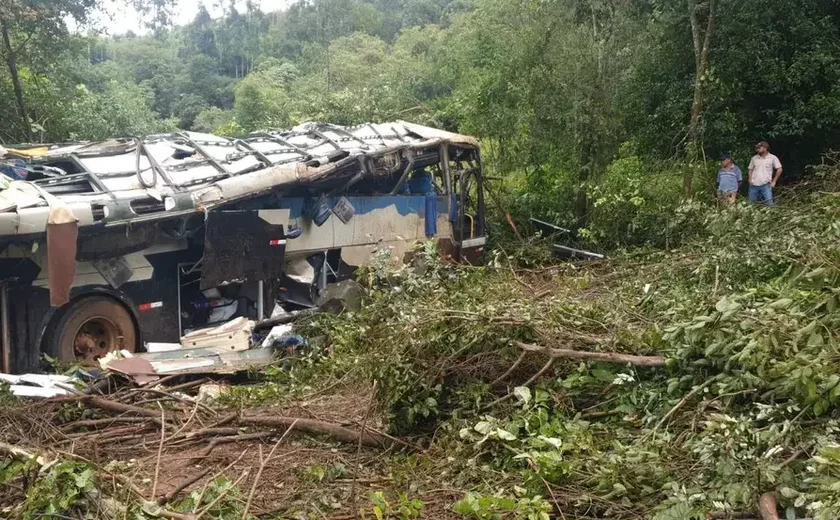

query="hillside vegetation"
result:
[4,167,838,520]
[271,180,840,519]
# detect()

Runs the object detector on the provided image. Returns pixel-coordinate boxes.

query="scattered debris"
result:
[260,323,295,348]
[0,372,76,397]
[196,382,230,403]
[551,244,604,261]
[179,316,253,352]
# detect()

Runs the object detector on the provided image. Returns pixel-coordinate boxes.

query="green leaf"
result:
[513,386,532,404]
[474,421,493,435]
[813,399,828,416]
[807,331,824,347]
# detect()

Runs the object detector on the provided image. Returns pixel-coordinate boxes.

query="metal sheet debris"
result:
[0,372,76,397]
[179,316,252,352]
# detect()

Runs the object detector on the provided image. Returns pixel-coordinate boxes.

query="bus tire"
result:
[48,296,137,364]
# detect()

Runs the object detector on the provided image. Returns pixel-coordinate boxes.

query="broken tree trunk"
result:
[513,341,666,367]
[238,415,392,448]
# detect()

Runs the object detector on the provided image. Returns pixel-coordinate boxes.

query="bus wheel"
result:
[50,297,137,364]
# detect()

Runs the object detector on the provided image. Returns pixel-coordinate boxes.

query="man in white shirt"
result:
[748,141,782,206]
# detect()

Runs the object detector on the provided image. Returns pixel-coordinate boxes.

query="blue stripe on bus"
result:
[280,196,451,220]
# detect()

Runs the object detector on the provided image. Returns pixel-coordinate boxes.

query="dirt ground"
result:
[39,382,467,519]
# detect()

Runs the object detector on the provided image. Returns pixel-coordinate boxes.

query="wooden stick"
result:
[158,511,197,520]
[199,432,272,458]
[484,357,555,409]
[152,407,166,497]
[491,351,528,387]
[514,341,666,367]
[352,381,378,513]
[520,357,556,388]
[124,387,215,414]
[241,420,298,520]
[61,417,149,431]
[159,467,212,505]
[206,412,239,429]
[238,416,391,448]
[83,395,162,418]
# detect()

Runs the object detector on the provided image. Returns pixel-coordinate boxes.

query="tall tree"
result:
[685,0,717,196]
[0,0,97,141]
[0,0,176,143]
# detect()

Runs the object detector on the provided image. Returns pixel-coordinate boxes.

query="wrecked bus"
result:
[0,122,486,373]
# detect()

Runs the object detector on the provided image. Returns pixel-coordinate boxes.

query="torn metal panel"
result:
[201,210,287,289]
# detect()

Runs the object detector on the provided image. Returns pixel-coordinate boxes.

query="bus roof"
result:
[0,121,479,238]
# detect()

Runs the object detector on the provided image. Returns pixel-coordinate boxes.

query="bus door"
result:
[454,167,486,263]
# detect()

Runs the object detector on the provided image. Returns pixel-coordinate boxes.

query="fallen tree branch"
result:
[61,417,149,431]
[238,416,392,448]
[0,441,46,466]
[514,341,666,367]
[82,396,163,418]
[152,407,166,498]
[198,432,273,458]
[183,427,241,439]
[159,467,212,505]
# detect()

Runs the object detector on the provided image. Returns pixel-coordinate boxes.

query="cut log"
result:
[514,341,666,367]
[758,492,780,520]
[238,415,392,448]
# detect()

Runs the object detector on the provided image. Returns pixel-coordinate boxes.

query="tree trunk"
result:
[685,0,717,198]
[0,15,31,142]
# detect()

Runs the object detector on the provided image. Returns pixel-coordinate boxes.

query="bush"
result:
[580,153,713,249]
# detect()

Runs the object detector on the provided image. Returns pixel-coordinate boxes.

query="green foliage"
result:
[169,475,246,518]
[302,242,534,433]
[234,70,292,131]
[18,461,96,519]
[365,491,424,520]
[289,179,840,518]
[452,491,551,520]
[301,462,347,483]
[579,151,711,249]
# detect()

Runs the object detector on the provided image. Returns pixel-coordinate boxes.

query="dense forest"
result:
[3,0,840,248]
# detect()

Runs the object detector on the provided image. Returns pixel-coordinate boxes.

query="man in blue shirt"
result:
[717,153,742,206]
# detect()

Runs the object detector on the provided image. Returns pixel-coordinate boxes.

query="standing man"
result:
[748,141,782,206]
[716,153,742,206]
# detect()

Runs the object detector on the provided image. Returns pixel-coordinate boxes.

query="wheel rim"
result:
[72,316,123,363]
